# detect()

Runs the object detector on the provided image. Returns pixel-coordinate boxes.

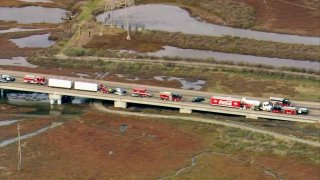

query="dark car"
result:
[192,97,205,102]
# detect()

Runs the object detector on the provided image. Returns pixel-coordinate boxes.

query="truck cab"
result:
[261,102,272,111]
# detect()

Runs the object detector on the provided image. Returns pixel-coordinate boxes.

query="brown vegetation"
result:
[0,111,203,179]
[242,0,320,36]
[86,30,320,61]
[0,0,77,9]
[0,104,35,114]
[0,117,56,142]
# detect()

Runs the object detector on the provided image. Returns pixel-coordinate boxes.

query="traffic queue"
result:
[1,74,309,115]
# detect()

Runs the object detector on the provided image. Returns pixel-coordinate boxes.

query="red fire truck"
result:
[23,75,46,85]
[210,96,241,108]
[283,106,297,115]
[160,91,183,101]
[131,88,152,97]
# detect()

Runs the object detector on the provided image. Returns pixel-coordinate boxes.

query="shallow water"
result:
[148,46,320,71]
[153,76,206,90]
[10,34,55,48]
[0,6,66,24]
[97,4,320,45]
[0,57,37,68]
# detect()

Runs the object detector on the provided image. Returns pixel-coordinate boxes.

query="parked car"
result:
[192,97,205,102]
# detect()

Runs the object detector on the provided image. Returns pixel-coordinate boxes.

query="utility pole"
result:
[17,123,22,172]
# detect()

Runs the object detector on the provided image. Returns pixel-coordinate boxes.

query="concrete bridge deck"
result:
[0,75,319,123]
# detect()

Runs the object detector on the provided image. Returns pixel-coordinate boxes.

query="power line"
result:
[17,123,22,172]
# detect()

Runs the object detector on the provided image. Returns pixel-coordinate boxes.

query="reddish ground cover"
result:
[0,111,203,179]
[242,0,320,36]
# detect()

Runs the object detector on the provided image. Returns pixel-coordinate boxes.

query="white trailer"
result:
[241,98,261,110]
[74,81,98,92]
[48,78,72,89]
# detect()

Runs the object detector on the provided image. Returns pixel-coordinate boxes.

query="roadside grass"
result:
[85,30,320,62]
[77,0,104,22]
[29,57,320,101]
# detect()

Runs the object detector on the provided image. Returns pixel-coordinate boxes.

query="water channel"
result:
[0,57,37,68]
[97,4,320,45]
[147,46,320,71]
[0,6,66,24]
[10,33,56,48]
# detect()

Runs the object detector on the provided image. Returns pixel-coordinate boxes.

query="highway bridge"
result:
[0,70,319,123]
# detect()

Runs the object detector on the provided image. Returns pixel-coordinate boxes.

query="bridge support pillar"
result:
[0,89,4,98]
[114,101,127,109]
[49,94,62,105]
[180,108,192,114]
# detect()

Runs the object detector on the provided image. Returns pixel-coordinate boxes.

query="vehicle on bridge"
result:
[48,78,73,89]
[192,97,205,103]
[74,81,99,92]
[260,102,273,112]
[160,91,183,101]
[271,105,282,113]
[98,84,115,94]
[131,88,152,97]
[23,75,46,85]
[114,88,127,96]
[241,98,261,110]
[210,96,241,108]
[0,74,15,82]
[269,97,291,107]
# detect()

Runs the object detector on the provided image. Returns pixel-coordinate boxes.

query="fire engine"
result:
[210,96,241,108]
[269,97,291,107]
[23,75,46,85]
[131,88,152,97]
[160,91,183,101]
[283,106,297,115]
